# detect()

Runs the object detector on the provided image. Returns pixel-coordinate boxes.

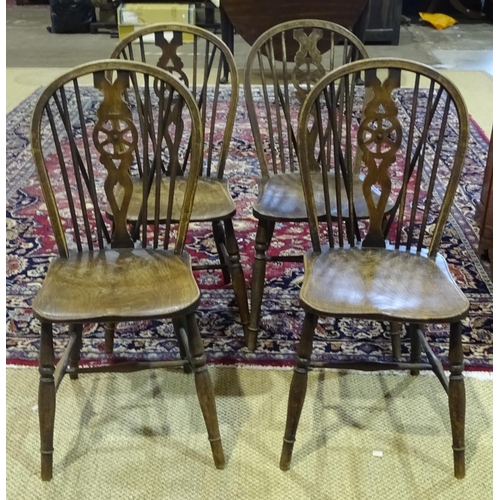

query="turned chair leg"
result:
[173,317,192,374]
[280,313,318,471]
[69,323,83,380]
[248,219,274,351]
[409,323,421,376]
[212,220,231,284]
[104,323,115,354]
[223,218,250,343]
[185,313,225,469]
[449,321,466,479]
[389,322,402,360]
[39,321,56,481]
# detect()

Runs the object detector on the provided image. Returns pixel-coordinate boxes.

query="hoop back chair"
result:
[30,60,225,480]
[244,20,387,351]
[110,24,250,344]
[280,58,470,478]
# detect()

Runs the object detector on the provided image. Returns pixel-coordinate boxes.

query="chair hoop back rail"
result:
[109,23,250,344]
[31,60,203,256]
[245,19,369,178]
[298,58,470,257]
[110,23,239,180]
[30,59,225,481]
[279,57,470,479]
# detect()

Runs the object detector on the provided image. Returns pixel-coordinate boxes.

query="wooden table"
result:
[219,0,370,79]
[220,0,370,47]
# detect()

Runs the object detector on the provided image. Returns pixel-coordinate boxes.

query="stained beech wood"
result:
[104,322,115,354]
[449,321,466,479]
[280,58,470,478]
[389,322,402,360]
[110,24,249,340]
[53,331,78,391]
[184,313,225,469]
[244,20,379,350]
[280,312,317,471]
[71,360,188,374]
[38,322,55,481]
[417,327,449,392]
[409,323,421,376]
[68,323,82,380]
[30,60,225,480]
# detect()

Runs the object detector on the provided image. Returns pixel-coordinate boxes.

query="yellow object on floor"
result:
[419,12,457,30]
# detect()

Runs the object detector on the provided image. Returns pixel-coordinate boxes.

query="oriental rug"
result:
[6,87,493,369]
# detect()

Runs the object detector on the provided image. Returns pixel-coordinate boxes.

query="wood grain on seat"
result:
[33,249,200,323]
[254,172,391,221]
[300,247,469,322]
[114,177,236,223]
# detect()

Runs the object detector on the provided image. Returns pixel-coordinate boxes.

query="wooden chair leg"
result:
[409,323,421,376]
[223,218,250,343]
[449,321,466,479]
[69,323,83,380]
[39,321,56,481]
[389,322,402,360]
[185,313,225,469]
[172,317,192,374]
[212,220,231,284]
[248,219,272,351]
[280,312,318,471]
[266,221,275,248]
[104,322,115,354]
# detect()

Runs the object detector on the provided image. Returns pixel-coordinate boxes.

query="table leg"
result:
[353,0,370,44]
[220,5,234,83]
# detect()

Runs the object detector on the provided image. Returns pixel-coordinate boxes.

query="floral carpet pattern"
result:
[6,87,493,369]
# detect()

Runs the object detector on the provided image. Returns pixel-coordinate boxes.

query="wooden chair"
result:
[30,60,225,481]
[109,23,250,345]
[244,20,389,351]
[280,58,470,478]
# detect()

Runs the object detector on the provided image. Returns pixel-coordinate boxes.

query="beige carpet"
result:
[6,366,492,499]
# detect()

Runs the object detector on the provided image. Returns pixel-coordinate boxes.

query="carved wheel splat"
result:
[358,68,402,248]
[155,30,187,175]
[292,28,326,172]
[93,70,138,248]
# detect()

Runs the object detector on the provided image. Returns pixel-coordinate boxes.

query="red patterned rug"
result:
[6,87,493,370]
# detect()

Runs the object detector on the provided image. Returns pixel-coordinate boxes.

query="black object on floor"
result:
[48,0,96,34]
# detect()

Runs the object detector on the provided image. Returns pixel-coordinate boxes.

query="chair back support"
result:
[244,20,369,177]
[297,58,469,258]
[31,60,203,258]
[110,23,239,179]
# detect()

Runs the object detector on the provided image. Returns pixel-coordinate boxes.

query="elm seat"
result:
[254,172,389,221]
[113,177,236,222]
[33,249,200,323]
[300,248,469,322]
